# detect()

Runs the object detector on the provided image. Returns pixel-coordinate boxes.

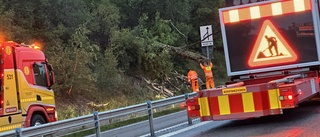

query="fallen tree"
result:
[141,43,209,97]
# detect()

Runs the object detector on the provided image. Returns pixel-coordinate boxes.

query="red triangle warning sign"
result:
[248,20,297,67]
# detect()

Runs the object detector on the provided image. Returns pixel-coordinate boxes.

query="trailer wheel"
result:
[31,114,46,126]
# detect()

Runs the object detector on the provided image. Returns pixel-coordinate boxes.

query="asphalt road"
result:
[161,101,320,137]
[85,110,191,137]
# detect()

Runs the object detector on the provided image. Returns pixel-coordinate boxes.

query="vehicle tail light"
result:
[188,105,200,111]
[288,95,293,100]
[180,103,186,109]
[279,95,294,101]
[186,98,200,118]
[279,96,284,100]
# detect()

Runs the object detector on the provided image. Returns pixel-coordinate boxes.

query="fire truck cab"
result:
[0,41,56,132]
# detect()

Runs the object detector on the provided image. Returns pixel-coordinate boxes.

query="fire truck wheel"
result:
[31,114,46,126]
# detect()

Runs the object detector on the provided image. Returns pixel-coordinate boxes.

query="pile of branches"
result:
[141,71,190,97]
[140,43,210,97]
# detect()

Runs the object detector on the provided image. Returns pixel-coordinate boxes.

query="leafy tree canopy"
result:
[0,0,227,118]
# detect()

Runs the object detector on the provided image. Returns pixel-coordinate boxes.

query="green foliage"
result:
[111,13,177,80]
[95,48,120,91]
[57,105,88,120]
[68,25,99,92]
[0,0,229,119]
[111,29,146,73]
[212,51,229,86]
[150,12,179,45]
[85,0,120,50]
[48,24,100,96]
[142,43,173,80]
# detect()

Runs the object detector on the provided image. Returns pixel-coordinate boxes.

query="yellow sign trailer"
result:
[187,0,320,121]
[187,72,319,120]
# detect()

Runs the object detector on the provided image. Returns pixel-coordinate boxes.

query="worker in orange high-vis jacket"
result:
[200,61,215,89]
[187,69,199,92]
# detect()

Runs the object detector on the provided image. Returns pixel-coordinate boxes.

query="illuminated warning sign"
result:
[248,20,297,67]
[222,0,312,24]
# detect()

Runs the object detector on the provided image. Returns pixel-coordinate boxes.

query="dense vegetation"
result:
[0,0,227,119]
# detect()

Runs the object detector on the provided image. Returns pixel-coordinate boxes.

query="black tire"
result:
[30,114,46,126]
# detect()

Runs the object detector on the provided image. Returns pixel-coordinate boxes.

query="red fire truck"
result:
[0,41,56,132]
[187,0,320,121]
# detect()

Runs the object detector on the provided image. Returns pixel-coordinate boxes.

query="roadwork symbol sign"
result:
[248,20,297,67]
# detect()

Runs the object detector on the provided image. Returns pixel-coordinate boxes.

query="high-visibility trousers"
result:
[191,79,199,92]
[205,77,215,89]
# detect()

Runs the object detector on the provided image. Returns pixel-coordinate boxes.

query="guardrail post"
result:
[185,93,192,125]
[15,128,22,137]
[93,111,101,137]
[147,100,155,137]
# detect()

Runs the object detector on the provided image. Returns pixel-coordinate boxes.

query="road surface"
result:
[161,101,320,137]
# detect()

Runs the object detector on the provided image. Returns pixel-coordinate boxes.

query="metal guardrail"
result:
[0,93,197,137]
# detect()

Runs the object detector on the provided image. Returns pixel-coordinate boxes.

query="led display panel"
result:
[220,0,320,76]
[225,0,270,7]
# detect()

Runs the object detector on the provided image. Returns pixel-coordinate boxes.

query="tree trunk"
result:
[160,43,208,63]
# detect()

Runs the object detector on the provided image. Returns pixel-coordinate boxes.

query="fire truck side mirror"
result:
[47,64,55,87]
[47,64,53,72]
[49,71,56,87]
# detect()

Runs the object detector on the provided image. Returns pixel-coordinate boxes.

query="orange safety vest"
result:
[200,62,213,78]
[188,70,198,82]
